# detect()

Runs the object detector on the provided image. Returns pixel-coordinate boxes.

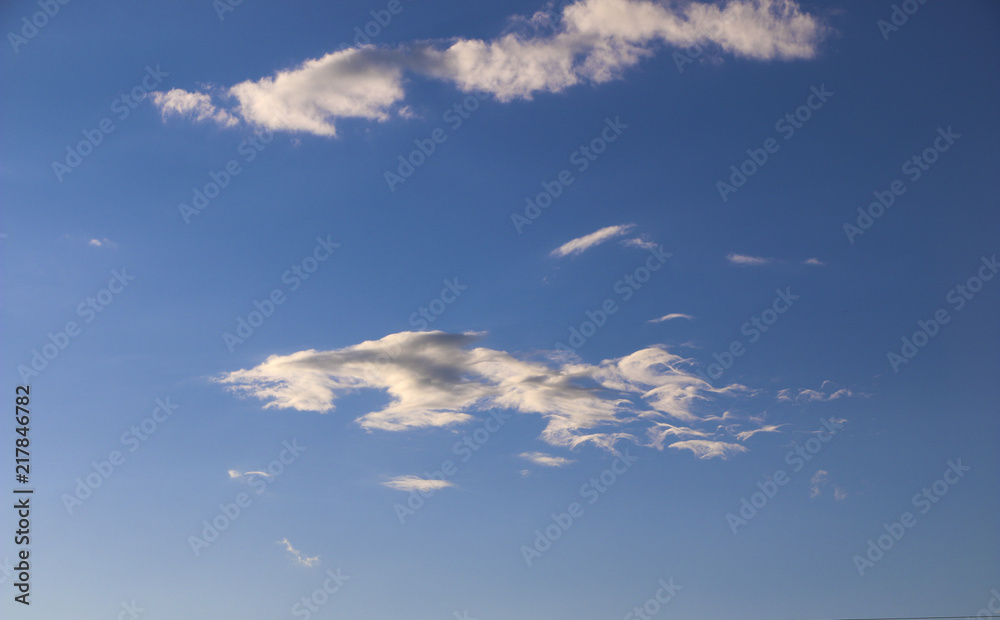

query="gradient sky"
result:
[1,1,998,618]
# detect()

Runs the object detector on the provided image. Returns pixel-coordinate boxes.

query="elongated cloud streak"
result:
[153,0,825,136]
[278,538,320,567]
[521,452,576,467]
[228,469,273,479]
[727,253,772,265]
[649,313,695,323]
[383,475,455,492]
[552,224,634,257]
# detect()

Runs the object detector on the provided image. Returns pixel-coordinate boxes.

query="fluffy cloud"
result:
[229,47,409,136]
[152,0,825,136]
[219,330,781,458]
[551,224,634,257]
[150,89,238,126]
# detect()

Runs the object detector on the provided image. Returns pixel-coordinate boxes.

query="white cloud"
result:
[623,237,659,250]
[551,224,634,257]
[520,451,576,467]
[278,538,320,567]
[668,439,747,460]
[382,475,455,492]
[219,331,782,458]
[152,0,825,136]
[777,382,864,402]
[228,469,272,479]
[803,257,825,266]
[648,313,694,323]
[87,237,116,248]
[228,47,408,136]
[809,469,828,497]
[834,487,847,501]
[734,424,784,441]
[150,89,238,126]
[726,253,772,265]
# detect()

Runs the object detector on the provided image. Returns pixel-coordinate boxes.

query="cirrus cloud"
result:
[382,475,455,492]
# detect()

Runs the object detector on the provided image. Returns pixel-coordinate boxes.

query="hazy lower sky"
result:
[2,0,998,618]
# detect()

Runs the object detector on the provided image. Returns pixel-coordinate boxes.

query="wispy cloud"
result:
[623,237,659,250]
[809,469,828,497]
[668,439,747,460]
[551,224,634,258]
[382,475,455,492]
[218,330,801,458]
[87,237,116,248]
[278,538,320,567]
[727,253,772,265]
[834,487,847,501]
[734,424,784,441]
[228,469,272,479]
[648,313,695,323]
[803,257,825,266]
[152,0,826,137]
[520,452,576,467]
[778,382,864,403]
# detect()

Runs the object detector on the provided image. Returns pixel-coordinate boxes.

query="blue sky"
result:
[1,0,998,618]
